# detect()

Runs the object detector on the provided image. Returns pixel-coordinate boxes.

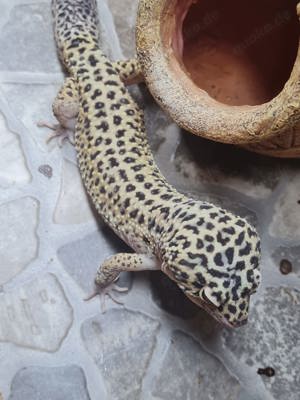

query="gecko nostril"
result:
[234,318,248,328]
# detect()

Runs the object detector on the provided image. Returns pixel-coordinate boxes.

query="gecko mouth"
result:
[185,292,244,328]
[171,0,298,106]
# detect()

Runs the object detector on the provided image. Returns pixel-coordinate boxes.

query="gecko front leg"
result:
[39,59,143,145]
[38,77,78,146]
[96,253,160,286]
[90,253,160,311]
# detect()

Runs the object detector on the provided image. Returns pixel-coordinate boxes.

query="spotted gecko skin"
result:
[51,0,261,328]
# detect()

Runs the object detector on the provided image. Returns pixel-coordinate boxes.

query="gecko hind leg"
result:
[37,121,76,147]
[38,77,78,146]
[112,57,144,86]
[87,253,160,312]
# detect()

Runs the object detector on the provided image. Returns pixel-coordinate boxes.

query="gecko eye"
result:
[178,283,187,292]
[200,287,219,308]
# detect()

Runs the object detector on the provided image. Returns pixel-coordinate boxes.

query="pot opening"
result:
[175,0,299,106]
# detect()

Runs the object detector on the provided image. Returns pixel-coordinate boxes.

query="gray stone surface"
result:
[0,3,60,73]
[0,197,38,284]
[107,0,139,58]
[54,160,95,225]
[8,365,91,400]
[152,331,241,400]
[81,309,160,399]
[0,112,31,188]
[222,287,300,400]
[1,83,61,152]
[58,229,130,295]
[0,274,73,352]
[0,1,299,400]
[269,174,300,240]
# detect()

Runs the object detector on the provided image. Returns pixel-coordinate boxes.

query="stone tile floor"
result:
[0,1,300,399]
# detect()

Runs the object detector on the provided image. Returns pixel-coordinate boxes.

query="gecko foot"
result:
[37,121,75,147]
[84,281,128,313]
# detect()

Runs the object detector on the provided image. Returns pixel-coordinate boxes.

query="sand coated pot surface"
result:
[136,0,300,158]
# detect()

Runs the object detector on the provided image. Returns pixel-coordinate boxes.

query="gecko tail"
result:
[52,0,100,61]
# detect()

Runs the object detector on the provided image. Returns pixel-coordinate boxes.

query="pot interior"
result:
[175,0,299,106]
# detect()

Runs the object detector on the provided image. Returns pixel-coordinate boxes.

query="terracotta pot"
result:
[135,0,300,158]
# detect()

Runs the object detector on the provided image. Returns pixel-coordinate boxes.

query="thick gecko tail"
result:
[52,0,100,62]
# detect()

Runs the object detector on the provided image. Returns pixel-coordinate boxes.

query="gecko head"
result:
[160,201,261,328]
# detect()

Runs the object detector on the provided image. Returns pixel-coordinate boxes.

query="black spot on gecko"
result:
[205,235,214,243]
[184,225,199,235]
[95,101,105,109]
[105,80,119,86]
[106,68,117,75]
[136,192,145,201]
[84,83,92,92]
[196,239,204,249]
[114,116,122,125]
[109,158,119,168]
[90,150,100,160]
[225,248,234,264]
[179,259,197,269]
[214,253,224,266]
[235,232,245,246]
[116,129,125,138]
[88,54,98,66]
[95,110,107,118]
[107,91,116,100]
[239,242,252,256]
[129,209,138,219]
[96,121,109,132]
[126,184,136,192]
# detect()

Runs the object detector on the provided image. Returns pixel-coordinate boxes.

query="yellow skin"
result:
[50,0,261,328]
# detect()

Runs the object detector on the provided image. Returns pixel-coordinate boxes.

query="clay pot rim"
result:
[136,0,300,145]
